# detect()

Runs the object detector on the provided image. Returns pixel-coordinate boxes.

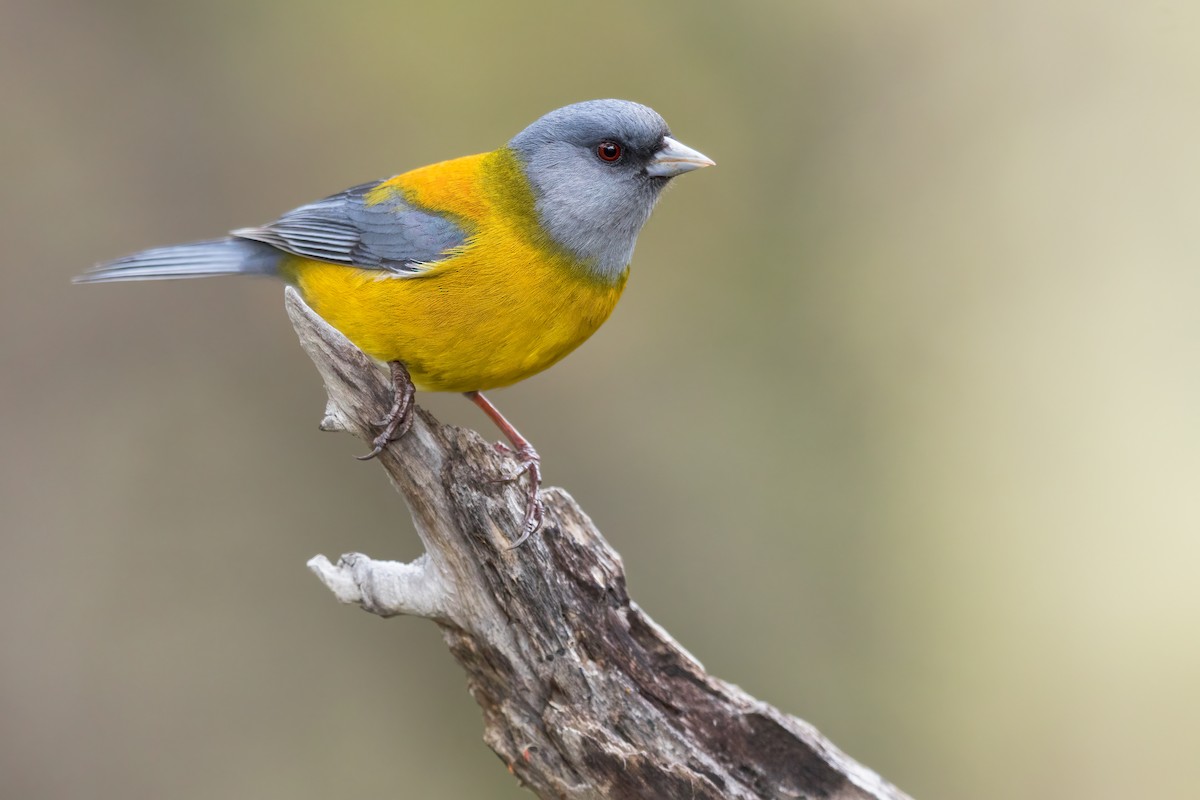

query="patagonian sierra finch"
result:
[78,99,714,545]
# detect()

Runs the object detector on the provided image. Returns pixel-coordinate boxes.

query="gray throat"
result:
[518,146,665,282]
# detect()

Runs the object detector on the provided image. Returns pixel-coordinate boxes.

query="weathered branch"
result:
[288,287,912,800]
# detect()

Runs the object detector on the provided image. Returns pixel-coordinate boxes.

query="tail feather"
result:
[75,237,281,283]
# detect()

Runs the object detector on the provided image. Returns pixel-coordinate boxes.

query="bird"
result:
[77,99,714,546]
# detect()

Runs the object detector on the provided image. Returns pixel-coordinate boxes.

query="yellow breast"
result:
[281,150,629,392]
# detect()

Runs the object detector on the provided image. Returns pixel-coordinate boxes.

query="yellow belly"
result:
[286,251,626,392]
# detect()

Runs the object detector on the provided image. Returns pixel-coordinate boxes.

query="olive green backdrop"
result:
[4,1,1199,798]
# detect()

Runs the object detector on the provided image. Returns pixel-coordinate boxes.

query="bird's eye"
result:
[597,141,623,162]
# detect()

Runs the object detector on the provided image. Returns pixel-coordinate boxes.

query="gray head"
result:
[509,99,713,281]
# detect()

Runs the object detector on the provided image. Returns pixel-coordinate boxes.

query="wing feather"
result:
[232,181,467,275]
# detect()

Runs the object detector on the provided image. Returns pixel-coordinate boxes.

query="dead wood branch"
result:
[288,288,912,800]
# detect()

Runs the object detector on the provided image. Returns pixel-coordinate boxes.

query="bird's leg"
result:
[357,361,416,461]
[463,391,544,547]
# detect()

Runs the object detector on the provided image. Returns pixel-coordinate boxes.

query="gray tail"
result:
[74,237,282,284]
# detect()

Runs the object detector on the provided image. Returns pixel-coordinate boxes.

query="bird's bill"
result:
[646,136,715,177]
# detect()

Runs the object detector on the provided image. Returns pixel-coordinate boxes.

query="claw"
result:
[462,391,546,548]
[356,361,415,460]
[354,437,386,461]
[496,444,543,547]
[507,494,545,549]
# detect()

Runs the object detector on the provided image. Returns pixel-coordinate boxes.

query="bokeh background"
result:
[4,1,1200,797]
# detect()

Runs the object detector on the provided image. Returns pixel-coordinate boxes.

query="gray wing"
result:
[232,180,468,274]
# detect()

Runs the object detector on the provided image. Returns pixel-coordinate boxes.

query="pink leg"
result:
[464,391,544,546]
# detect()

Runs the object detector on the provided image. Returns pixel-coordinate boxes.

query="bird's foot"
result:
[356,361,416,461]
[463,391,545,547]
[492,444,544,548]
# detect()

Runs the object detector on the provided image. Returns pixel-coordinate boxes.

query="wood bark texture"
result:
[287,288,913,800]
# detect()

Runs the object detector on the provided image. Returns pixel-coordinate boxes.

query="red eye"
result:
[597,141,622,162]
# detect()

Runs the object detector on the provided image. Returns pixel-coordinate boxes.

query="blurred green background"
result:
[4,1,1200,797]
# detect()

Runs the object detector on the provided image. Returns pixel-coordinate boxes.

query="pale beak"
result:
[646,136,715,177]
